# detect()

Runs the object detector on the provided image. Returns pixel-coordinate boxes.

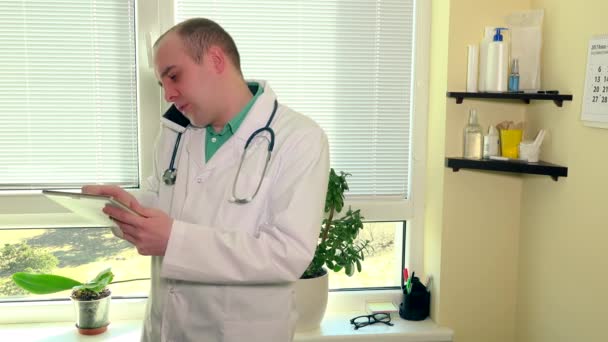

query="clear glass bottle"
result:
[463,108,483,159]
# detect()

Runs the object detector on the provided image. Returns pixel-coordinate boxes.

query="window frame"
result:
[0,0,430,323]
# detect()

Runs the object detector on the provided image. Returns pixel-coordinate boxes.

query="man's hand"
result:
[82,185,138,210]
[82,185,173,256]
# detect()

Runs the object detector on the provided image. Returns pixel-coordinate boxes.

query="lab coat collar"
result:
[233,80,278,144]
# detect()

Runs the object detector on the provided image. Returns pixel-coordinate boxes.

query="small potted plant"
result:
[12,268,137,335]
[295,169,369,331]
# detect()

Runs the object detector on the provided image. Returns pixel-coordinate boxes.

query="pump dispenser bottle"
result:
[463,108,483,159]
[485,27,509,92]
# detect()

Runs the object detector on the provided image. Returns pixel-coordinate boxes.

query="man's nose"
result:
[163,85,178,103]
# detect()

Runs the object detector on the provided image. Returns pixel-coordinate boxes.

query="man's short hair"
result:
[156,18,242,73]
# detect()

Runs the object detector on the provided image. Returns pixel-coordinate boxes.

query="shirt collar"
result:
[206,82,264,136]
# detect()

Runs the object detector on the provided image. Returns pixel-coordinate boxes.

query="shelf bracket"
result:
[553,99,563,107]
[455,97,464,104]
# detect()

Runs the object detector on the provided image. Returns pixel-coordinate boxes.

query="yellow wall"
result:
[428,1,608,341]
[517,1,608,341]
[427,1,529,341]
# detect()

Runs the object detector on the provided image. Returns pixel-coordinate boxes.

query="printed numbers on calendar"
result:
[590,64,607,102]
[581,36,608,127]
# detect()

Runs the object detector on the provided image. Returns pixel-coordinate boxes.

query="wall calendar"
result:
[581,35,608,128]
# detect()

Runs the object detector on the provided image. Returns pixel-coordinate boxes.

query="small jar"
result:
[519,141,540,163]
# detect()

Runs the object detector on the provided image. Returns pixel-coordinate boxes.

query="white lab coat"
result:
[134,80,329,342]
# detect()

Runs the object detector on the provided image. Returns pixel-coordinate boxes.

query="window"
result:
[175,0,414,197]
[0,228,150,301]
[174,0,426,289]
[0,0,149,302]
[329,222,404,290]
[0,0,139,190]
[0,0,429,306]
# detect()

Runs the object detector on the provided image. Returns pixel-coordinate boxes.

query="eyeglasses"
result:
[349,313,394,330]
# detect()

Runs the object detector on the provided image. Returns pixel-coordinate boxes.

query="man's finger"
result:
[104,205,144,227]
[111,218,138,241]
[121,230,138,246]
[131,200,153,217]
[82,185,104,195]
[83,184,130,200]
[118,222,138,239]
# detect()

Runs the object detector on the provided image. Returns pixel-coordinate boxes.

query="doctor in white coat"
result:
[84,18,329,342]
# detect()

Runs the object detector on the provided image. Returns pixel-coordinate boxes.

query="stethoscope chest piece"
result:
[163,168,177,185]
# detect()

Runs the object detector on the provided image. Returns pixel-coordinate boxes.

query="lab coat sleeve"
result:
[161,126,329,284]
[131,129,164,208]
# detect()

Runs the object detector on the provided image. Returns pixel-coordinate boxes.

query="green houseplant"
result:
[12,268,141,335]
[302,168,369,279]
[295,169,369,331]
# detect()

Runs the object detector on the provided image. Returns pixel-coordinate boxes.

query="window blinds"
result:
[176,0,414,197]
[0,0,138,190]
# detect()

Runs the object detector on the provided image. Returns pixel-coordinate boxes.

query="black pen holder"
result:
[399,277,430,321]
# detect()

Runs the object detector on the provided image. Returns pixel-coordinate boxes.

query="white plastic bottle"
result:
[466,44,479,92]
[485,27,509,92]
[463,109,483,159]
[478,36,490,92]
[483,125,500,158]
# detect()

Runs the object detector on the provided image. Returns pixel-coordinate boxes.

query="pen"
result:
[406,271,414,294]
[402,268,409,286]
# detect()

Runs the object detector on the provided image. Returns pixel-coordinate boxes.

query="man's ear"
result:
[207,46,225,74]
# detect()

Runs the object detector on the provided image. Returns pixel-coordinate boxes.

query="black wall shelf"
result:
[445,157,568,181]
[446,91,573,107]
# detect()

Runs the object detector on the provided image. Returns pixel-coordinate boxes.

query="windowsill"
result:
[296,312,452,341]
[0,291,452,341]
[0,314,452,342]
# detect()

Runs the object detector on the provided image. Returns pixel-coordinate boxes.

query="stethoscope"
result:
[162,100,278,205]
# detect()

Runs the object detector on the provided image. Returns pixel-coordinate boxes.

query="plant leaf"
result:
[91,268,114,285]
[12,272,82,295]
[345,263,354,276]
[74,268,114,293]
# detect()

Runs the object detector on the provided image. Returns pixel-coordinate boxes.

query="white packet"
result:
[506,10,544,91]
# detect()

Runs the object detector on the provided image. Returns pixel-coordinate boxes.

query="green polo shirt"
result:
[205,82,264,162]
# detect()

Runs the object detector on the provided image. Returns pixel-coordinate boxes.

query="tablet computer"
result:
[42,190,141,237]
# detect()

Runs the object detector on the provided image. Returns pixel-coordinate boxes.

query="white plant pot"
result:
[295,271,328,332]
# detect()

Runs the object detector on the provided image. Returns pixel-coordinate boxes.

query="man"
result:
[84,18,329,342]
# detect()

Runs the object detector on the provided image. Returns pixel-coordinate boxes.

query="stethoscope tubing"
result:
[163,99,278,198]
